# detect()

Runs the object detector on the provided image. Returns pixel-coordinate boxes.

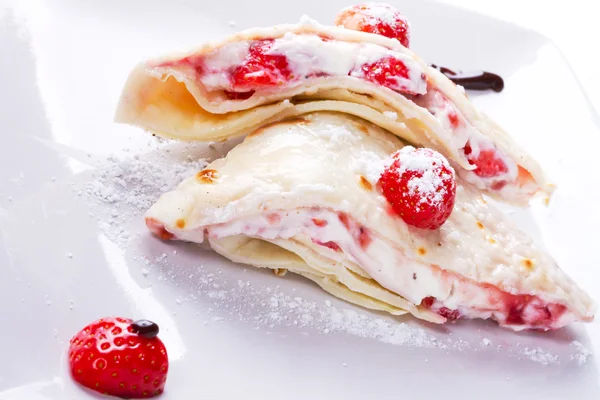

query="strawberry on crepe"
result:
[144,113,595,331]
[335,2,411,47]
[115,3,552,206]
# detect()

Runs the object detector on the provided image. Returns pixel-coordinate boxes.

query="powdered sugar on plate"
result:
[519,347,559,365]
[570,341,592,365]
[130,243,580,367]
[78,136,588,369]
[76,140,210,245]
[85,154,204,211]
[136,250,448,349]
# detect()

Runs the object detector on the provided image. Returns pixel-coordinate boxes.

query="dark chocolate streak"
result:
[431,64,504,92]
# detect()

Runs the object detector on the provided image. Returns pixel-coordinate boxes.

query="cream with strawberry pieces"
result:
[69,318,168,398]
[143,113,595,330]
[192,34,426,99]
[115,4,553,206]
[409,89,533,198]
[194,32,521,197]
[336,3,536,200]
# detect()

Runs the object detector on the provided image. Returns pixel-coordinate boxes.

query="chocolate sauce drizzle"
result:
[431,64,504,93]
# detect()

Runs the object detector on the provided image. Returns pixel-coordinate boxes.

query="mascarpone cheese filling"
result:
[195,33,427,95]
[149,207,574,330]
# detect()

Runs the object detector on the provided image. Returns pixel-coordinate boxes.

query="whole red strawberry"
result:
[335,3,411,48]
[463,141,509,178]
[379,146,456,230]
[68,317,168,398]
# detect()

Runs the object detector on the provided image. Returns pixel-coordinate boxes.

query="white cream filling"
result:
[208,209,444,305]
[194,38,524,197]
[152,205,575,329]
[198,33,427,94]
[204,208,555,326]
[199,41,251,89]
[414,90,522,195]
[269,33,357,77]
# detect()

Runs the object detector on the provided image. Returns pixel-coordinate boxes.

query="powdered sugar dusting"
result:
[78,141,209,245]
[570,341,592,365]
[136,250,446,349]
[86,153,206,210]
[364,3,399,27]
[351,150,388,185]
[519,347,559,365]
[322,123,360,147]
[317,123,389,184]
[396,146,454,207]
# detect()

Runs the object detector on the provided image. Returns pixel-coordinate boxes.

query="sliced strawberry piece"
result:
[230,40,293,91]
[336,212,373,249]
[447,110,461,129]
[224,90,255,100]
[312,218,328,227]
[421,296,460,320]
[421,296,434,309]
[463,141,509,178]
[335,3,411,47]
[313,239,341,251]
[358,56,411,92]
[437,306,461,321]
[357,226,372,249]
[378,146,456,230]
[338,213,351,229]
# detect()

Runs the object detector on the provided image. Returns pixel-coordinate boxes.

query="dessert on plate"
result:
[144,112,595,331]
[115,3,552,205]
[113,3,595,331]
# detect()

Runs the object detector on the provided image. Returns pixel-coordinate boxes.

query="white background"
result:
[442,0,600,115]
[1,0,600,399]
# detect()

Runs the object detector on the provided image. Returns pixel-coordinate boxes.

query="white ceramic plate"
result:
[1,0,599,399]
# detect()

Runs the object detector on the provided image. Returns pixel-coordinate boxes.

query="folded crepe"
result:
[115,16,552,206]
[144,112,594,331]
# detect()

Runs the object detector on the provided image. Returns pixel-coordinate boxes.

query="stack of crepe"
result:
[115,12,594,331]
